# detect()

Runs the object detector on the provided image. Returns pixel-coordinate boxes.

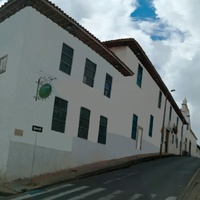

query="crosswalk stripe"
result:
[97,190,124,200]
[67,188,106,200]
[165,197,177,200]
[150,194,157,199]
[42,186,89,200]
[129,194,144,200]
[12,183,74,200]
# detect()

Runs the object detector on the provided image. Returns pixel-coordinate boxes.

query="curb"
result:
[0,153,175,197]
[178,167,200,200]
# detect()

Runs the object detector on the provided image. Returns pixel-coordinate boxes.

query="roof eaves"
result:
[103,38,187,124]
[0,0,134,77]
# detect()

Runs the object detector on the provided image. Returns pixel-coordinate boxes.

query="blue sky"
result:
[131,0,168,41]
[131,0,157,20]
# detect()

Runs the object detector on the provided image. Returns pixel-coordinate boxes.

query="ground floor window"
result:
[51,97,68,133]
[98,116,108,144]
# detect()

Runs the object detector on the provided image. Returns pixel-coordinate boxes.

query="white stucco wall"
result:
[0,5,195,181]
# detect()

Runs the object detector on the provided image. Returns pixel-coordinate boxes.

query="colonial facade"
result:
[0,0,198,182]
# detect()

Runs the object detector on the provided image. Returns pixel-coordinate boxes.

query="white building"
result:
[180,99,198,156]
[0,0,198,182]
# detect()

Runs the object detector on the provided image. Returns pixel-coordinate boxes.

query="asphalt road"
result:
[8,156,200,200]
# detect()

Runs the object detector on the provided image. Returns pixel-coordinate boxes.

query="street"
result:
[7,157,200,200]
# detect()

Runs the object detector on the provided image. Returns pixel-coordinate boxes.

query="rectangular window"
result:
[131,114,138,140]
[137,64,143,88]
[83,58,97,87]
[149,115,154,137]
[158,91,162,108]
[78,107,91,139]
[97,116,108,144]
[169,106,172,121]
[51,97,68,133]
[104,74,113,98]
[59,43,74,75]
[0,55,8,74]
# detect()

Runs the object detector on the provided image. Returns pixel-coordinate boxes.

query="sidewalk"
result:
[178,167,200,200]
[0,153,173,197]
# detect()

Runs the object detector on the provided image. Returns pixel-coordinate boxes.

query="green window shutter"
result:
[149,115,154,137]
[78,107,91,139]
[104,73,113,98]
[98,116,108,144]
[158,91,162,108]
[131,114,138,140]
[83,58,97,87]
[59,43,74,75]
[169,106,172,121]
[137,64,143,88]
[51,97,68,133]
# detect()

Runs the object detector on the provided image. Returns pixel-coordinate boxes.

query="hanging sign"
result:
[39,83,52,99]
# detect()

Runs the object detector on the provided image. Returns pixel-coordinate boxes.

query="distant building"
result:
[0,0,198,182]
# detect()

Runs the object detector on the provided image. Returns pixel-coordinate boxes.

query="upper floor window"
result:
[158,91,162,108]
[78,107,91,139]
[169,106,172,121]
[149,115,154,137]
[97,116,108,145]
[131,114,138,140]
[0,55,8,74]
[59,43,74,75]
[137,64,143,88]
[51,97,68,133]
[104,74,113,98]
[83,58,96,87]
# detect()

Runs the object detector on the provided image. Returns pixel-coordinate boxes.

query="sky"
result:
[0,0,200,140]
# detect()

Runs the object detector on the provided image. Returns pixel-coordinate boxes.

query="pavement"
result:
[178,165,200,200]
[0,153,199,199]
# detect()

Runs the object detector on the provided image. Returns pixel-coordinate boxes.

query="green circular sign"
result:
[39,83,52,99]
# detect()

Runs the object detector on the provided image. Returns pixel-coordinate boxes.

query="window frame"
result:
[149,115,154,137]
[77,107,91,139]
[59,43,74,75]
[51,97,68,133]
[97,116,108,145]
[83,58,97,87]
[131,114,138,140]
[169,106,172,121]
[104,73,113,98]
[158,91,162,108]
[136,64,143,88]
[0,55,8,74]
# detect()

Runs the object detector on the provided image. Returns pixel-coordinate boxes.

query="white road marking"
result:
[150,194,157,199]
[103,180,113,184]
[42,186,89,200]
[12,183,74,200]
[67,188,106,200]
[129,193,144,200]
[165,197,177,200]
[98,190,124,200]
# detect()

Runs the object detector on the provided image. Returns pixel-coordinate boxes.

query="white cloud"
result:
[0,0,7,7]
[53,0,200,140]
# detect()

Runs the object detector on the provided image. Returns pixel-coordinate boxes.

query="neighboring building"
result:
[0,0,198,182]
[103,39,188,156]
[180,99,198,156]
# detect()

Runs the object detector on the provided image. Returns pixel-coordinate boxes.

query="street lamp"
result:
[159,89,175,156]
